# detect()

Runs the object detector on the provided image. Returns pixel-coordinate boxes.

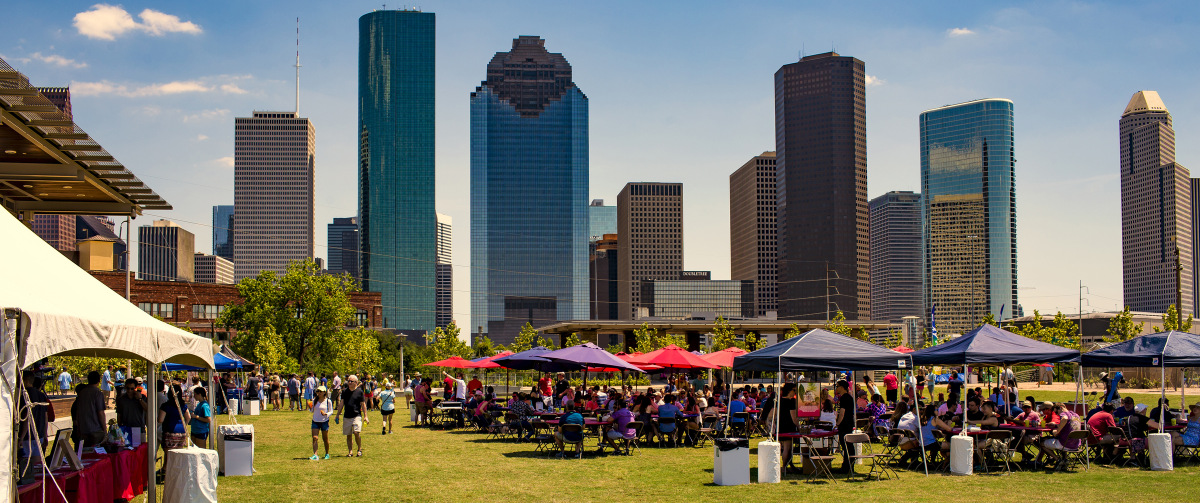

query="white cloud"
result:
[215,156,234,168]
[195,134,209,141]
[74,4,201,40]
[947,27,975,37]
[865,74,886,87]
[71,77,249,98]
[27,52,87,68]
[182,109,230,123]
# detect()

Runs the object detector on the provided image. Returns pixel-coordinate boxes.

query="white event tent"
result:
[0,209,214,501]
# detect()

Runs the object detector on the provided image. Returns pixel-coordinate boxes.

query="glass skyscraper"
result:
[212,205,233,260]
[358,10,436,331]
[588,199,616,242]
[920,99,1017,334]
[470,36,589,345]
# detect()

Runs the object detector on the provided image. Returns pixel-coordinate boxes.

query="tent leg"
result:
[147,360,158,503]
[208,370,215,450]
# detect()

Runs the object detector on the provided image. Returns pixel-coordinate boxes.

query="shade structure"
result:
[893,345,914,354]
[541,343,646,373]
[700,347,748,368]
[219,345,256,370]
[466,350,514,369]
[909,324,1080,365]
[1081,331,1200,367]
[490,347,585,372]
[733,329,912,372]
[636,344,721,369]
[423,356,474,368]
[162,352,243,371]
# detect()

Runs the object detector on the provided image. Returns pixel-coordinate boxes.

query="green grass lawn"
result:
[129,391,1199,503]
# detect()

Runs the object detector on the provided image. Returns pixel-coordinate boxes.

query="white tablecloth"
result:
[164,445,218,503]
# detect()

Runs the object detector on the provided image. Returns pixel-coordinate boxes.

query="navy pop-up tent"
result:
[1081,331,1200,368]
[732,328,913,372]
[1082,331,1200,434]
[161,352,243,371]
[909,324,1080,365]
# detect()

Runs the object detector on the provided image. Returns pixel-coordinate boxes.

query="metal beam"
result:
[53,143,105,152]
[0,162,83,179]
[6,105,60,112]
[8,200,136,215]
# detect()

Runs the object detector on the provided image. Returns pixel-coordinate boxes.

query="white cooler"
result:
[757,441,781,483]
[1147,432,1174,471]
[713,439,750,486]
[217,424,255,476]
[241,399,260,416]
[950,434,974,476]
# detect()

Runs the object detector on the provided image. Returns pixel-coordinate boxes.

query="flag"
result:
[930,304,939,345]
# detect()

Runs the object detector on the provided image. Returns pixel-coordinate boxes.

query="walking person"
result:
[335,375,369,457]
[377,378,396,435]
[310,386,332,459]
[57,368,73,396]
[304,372,317,408]
[101,366,114,407]
[288,374,301,411]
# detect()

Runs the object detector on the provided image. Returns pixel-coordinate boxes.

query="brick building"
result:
[89,271,383,341]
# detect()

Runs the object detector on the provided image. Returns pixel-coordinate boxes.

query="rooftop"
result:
[1123,90,1168,116]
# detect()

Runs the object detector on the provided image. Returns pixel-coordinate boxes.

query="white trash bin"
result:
[950,434,974,476]
[757,441,781,483]
[227,398,239,416]
[241,399,260,416]
[217,424,254,476]
[1147,432,1174,471]
[713,438,750,486]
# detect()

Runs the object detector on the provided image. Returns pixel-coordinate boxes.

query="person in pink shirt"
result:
[883,372,899,404]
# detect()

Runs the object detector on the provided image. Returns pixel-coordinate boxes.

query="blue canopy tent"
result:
[1082,331,1200,433]
[908,324,1081,366]
[733,329,925,474]
[161,352,243,371]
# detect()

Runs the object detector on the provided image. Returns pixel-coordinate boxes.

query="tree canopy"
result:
[1104,306,1145,343]
[1153,304,1193,333]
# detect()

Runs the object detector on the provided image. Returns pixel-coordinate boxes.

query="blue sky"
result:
[5,1,1200,324]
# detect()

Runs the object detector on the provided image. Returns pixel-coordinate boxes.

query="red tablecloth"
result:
[17,456,111,503]
[104,444,148,500]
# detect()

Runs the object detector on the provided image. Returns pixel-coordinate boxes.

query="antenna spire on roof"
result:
[294,17,301,115]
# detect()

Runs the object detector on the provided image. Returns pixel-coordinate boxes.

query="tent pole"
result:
[910,366,928,475]
[1161,359,1167,434]
[146,360,158,503]
[208,369,215,450]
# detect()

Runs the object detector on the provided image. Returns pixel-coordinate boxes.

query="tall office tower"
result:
[1120,91,1193,315]
[436,213,453,328]
[37,87,71,119]
[138,220,195,282]
[774,52,869,321]
[921,99,1018,334]
[232,111,315,280]
[730,152,778,317]
[617,182,683,319]
[212,205,234,260]
[869,191,923,326]
[31,215,76,251]
[359,10,436,331]
[194,253,235,284]
[1193,177,1200,316]
[590,234,619,319]
[589,199,617,242]
[327,217,360,279]
[470,36,589,345]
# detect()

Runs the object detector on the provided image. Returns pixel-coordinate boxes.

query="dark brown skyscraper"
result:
[730,152,777,317]
[774,52,868,321]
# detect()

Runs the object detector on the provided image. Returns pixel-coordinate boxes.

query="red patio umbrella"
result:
[699,346,748,368]
[423,356,474,368]
[893,345,915,354]
[466,351,514,369]
[638,344,720,369]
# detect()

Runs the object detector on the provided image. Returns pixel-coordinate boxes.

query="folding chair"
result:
[983,430,1015,474]
[623,421,644,455]
[656,417,679,447]
[531,420,554,455]
[877,425,903,465]
[844,432,890,480]
[728,412,750,438]
[801,436,838,483]
[559,424,585,459]
[696,415,719,448]
[502,412,520,441]
[1055,430,1091,472]
[1177,441,1200,464]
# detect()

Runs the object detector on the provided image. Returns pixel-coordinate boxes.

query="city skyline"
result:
[8,2,1200,323]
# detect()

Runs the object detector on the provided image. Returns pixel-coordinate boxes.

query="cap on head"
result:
[317,385,328,392]
[1021,401,1032,408]
[1040,401,1054,410]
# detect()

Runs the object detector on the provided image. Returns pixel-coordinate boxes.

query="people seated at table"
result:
[633,395,657,443]
[1086,402,1118,460]
[964,400,999,430]
[863,374,881,399]
[607,399,636,453]
[1037,403,1082,468]
[554,402,586,457]
[865,394,888,438]
[1113,397,1136,420]
[1148,397,1176,427]
[898,403,953,466]
[937,394,961,419]
[855,389,870,410]
[584,392,601,413]
[509,393,536,441]
[988,386,1008,411]
[1179,404,1200,447]
[1038,401,1060,426]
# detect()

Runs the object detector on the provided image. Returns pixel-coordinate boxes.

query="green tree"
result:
[604,343,624,354]
[472,335,496,358]
[782,323,803,340]
[253,325,296,374]
[329,328,383,375]
[430,322,472,361]
[372,331,403,373]
[980,313,998,327]
[1104,306,1145,343]
[633,323,661,354]
[881,329,904,349]
[743,331,759,351]
[1047,311,1080,350]
[1008,309,1045,340]
[217,259,357,367]
[562,332,583,348]
[509,323,540,353]
[1153,304,1193,333]
[824,310,867,340]
[710,316,738,350]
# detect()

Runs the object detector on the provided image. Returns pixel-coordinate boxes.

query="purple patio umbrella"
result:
[491,347,586,372]
[542,343,646,388]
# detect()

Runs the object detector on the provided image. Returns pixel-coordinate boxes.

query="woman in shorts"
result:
[310,386,332,460]
[377,379,396,435]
